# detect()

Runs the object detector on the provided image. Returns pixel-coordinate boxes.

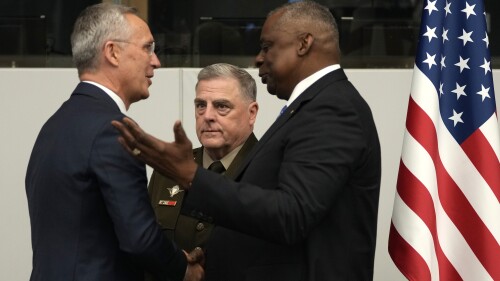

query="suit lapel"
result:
[193,147,204,166]
[233,69,348,179]
[224,133,258,179]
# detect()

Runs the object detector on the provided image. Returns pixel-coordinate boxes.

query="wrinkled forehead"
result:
[195,78,242,98]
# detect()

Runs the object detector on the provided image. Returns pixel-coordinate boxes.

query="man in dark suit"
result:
[113,1,381,280]
[25,3,203,281]
[148,63,258,252]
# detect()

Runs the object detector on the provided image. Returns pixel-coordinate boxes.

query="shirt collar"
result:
[202,143,244,170]
[286,64,340,106]
[82,81,127,114]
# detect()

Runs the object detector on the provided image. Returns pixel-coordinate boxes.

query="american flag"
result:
[388,0,500,280]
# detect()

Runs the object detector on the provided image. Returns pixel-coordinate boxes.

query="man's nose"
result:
[204,105,216,120]
[254,51,264,68]
[151,52,161,68]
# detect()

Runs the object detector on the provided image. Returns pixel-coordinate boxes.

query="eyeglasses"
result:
[111,40,156,56]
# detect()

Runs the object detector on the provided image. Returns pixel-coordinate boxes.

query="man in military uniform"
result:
[148,63,259,251]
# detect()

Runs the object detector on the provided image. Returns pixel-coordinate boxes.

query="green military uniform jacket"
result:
[148,133,258,252]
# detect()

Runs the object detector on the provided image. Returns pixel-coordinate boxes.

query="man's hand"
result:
[111,118,197,188]
[183,247,205,281]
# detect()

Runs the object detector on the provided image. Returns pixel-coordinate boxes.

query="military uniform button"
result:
[196,222,205,231]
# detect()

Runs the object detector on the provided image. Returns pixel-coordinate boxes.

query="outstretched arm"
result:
[111,117,198,188]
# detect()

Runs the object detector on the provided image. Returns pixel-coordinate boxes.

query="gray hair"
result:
[71,3,137,75]
[196,63,257,102]
[269,0,339,46]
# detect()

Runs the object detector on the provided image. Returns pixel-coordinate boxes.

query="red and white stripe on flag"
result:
[388,0,500,280]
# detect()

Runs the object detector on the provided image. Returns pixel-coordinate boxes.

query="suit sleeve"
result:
[148,171,161,205]
[90,120,187,281]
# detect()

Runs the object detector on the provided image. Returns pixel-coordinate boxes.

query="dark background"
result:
[0,0,498,67]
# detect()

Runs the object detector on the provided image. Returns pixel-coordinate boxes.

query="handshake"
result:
[183,247,206,281]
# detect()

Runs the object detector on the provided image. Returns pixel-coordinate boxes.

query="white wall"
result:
[1,68,498,281]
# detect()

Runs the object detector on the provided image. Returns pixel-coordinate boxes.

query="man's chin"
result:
[201,143,224,151]
[266,84,277,96]
[269,88,290,101]
[200,136,223,146]
[139,91,150,100]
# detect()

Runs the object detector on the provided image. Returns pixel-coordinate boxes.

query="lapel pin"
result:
[166,185,184,197]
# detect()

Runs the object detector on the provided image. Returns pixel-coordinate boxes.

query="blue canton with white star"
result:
[415,0,496,144]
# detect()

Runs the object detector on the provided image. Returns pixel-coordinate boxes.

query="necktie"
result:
[277,105,287,119]
[207,161,226,174]
[279,105,288,116]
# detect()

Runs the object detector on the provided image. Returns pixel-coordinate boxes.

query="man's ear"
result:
[248,101,259,126]
[297,33,314,56]
[103,41,120,67]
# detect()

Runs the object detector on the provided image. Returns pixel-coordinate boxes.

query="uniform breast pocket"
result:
[154,191,184,230]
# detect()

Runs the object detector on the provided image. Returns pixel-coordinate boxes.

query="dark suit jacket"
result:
[148,134,258,252]
[184,69,381,281]
[25,82,187,281]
